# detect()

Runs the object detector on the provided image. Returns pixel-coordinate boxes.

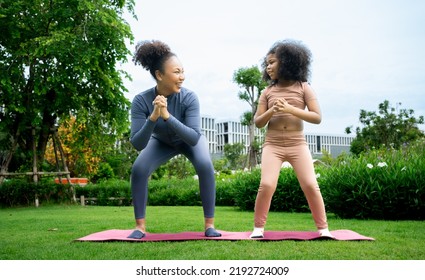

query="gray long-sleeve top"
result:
[130,87,202,151]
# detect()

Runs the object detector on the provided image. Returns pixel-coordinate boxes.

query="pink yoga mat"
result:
[76,229,374,242]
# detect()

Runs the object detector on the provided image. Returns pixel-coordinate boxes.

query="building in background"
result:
[201,116,354,158]
[215,120,264,155]
[200,116,217,154]
[305,133,354,157]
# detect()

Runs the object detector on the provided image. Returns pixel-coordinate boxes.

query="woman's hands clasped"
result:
[150,95,170,121]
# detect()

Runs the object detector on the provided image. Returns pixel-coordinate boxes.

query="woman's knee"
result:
[192,155,214,173]
[131,161,151,180]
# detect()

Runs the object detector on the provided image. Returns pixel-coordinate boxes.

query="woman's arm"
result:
[129,97,157,151]
[163,93,201,146]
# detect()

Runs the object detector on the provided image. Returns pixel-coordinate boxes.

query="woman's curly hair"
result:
[133,40,175,80]
[261,39,312,84]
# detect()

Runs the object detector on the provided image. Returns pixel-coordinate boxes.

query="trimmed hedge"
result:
[77,179,131,206]
[0,177,237,208]
[147,177,237,207]
[230,168,309,213]
[0,179,73,207]
[1,139,424,220]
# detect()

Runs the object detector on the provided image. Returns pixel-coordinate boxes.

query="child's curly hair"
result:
[261,39,312,84]
[133,40,175,80]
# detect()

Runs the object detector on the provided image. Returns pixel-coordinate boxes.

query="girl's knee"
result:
[301,183,321,196]
[258,181,277,194]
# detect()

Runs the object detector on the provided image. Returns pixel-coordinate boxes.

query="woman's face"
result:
[265,53,279,81]
[156,56,185,94]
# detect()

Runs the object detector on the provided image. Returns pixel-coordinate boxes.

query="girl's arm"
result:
[277,98,322,124]
[254,102,276,128]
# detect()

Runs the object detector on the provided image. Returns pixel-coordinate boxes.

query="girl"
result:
[250,40,333,238]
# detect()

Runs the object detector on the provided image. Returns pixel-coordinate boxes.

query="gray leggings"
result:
[130,135,216,219]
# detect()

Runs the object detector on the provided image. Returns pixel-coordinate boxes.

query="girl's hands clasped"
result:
[273,98,293,114]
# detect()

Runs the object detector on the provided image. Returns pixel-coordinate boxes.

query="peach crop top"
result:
[258,81,317,134]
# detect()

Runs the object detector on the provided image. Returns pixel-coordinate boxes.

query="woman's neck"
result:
[155,85,172,97]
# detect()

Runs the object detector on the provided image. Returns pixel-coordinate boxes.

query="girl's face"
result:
[156,56,185,94]
[265,53,279,81]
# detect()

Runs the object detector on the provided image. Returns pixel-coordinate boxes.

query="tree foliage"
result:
[164,155,195,180]
[223,142,245,170]
[346,100,424,155]
[0,0,135,178]
[44,115,103,177]
[233,66,267,169]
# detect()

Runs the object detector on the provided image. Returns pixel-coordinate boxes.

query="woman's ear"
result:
[155,70,163,81]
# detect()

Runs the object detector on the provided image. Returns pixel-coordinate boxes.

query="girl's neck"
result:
[276,80,297,87]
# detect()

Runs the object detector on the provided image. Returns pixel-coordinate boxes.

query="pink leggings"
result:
[253,139,328,229]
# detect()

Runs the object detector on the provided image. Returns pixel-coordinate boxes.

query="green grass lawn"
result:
[0,205,424,260]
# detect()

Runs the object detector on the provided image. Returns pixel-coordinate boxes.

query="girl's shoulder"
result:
[300,82,318,100]
[261,85,273,95]
[300,81,311,90]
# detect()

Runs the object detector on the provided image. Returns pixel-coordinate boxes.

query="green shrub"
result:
[320,138,425,220]
[105,153,134,180]
[230,169,260,211]
[148,177,196,206]
[230,168,309,212]
[0,179,73,207]
[215,178,237,206]
[148,177,211,206]
[75,178,207,207]
[35,181,74,204]
[76,179,131,206]
[2,138,424,221]
[149,185,200,206]
[0,179,35,207]
[149,176,238,207]
[91,162,115,183]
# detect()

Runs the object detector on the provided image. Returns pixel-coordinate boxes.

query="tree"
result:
[346,100,424,155]
[223,142,245,170]
[233,66,267,170]
[104,128,139,180]
[165,155,195,179]
[0,0,135,182]
[44,115,100,177]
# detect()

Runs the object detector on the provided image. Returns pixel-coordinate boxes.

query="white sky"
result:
[120,0,425,135]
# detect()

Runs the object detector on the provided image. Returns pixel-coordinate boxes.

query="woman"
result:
[127,40,221,239]
[250,40,333,238]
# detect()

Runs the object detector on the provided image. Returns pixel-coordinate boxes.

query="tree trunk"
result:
[37,116,56,167]
[245,103,258,170]
[37,89,58,167]
[0,133,19,184]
